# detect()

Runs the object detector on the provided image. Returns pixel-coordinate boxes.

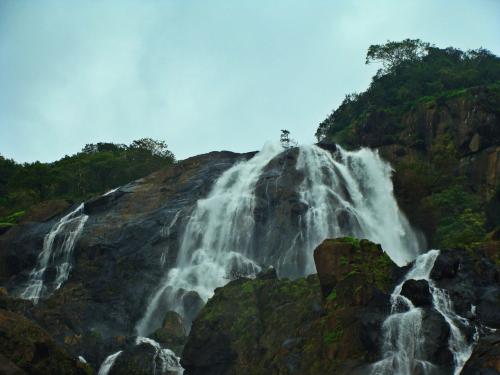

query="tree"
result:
[280,129,291,148]
[129,138,175,159]
[0,139,176,220]
[366,39,430,73]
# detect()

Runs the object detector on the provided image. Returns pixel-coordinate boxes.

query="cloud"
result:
[0,0,499,162]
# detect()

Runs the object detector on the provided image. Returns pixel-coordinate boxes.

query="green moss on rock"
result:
[0,309,93,374]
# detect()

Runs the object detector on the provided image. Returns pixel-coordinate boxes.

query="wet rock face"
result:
[462,332,500,375]
[401,279,433,307]
[418,248,500,373]
[430,249,500,324]
[0,151,252,369]
[420,309,453,369]
[109,340,181,375]
[252,148,307,277]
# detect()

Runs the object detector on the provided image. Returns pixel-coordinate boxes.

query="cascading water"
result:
[96,337,183,375]
[20,203,88,304]
[282,145,421,275]
[371,250,476,375]
[97,351,123,375]
[136,143,423,336]
[135,143,282,335]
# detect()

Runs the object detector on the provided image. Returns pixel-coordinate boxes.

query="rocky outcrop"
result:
[152,311,187,355]
[0,308,92,374]
[182,238,400,375]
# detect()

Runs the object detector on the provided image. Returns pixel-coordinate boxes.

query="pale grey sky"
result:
[1,0,499,162]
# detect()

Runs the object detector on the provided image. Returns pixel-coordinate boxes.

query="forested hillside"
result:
[0,138,175,229]
[317,39,500,252]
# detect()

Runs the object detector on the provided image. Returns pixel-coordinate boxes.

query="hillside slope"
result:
[317,40,500,250]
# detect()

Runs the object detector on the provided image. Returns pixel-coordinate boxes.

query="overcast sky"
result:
[1,1,499,163]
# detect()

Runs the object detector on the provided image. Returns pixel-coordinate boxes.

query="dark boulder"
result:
[181,291,205,325]
[313,238,396,298]
[401,279,433,307]
[316,141,337,153]
[420,309,453,370]
[109,338,182,375]
[181,274,322,374]
[152,311,187,355]
[256,266,277,280]
[430,251,460,280]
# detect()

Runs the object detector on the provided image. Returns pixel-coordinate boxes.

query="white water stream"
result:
[371,250,476,375]
[97,337,183,375]
[20,203,88,304]
[136,143,422,336]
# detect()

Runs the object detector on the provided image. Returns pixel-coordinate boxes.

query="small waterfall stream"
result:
[96,337,183,375]
[20,203,88,303]
[371,250,476,375]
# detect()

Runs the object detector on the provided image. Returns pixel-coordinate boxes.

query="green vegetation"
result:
[316,40,500,250]
[326,289,337,302]
[340,236,361,249]
[422,186,486,250]
[316,40,500,145]
[324,327,343,345]
[0,138,175,221]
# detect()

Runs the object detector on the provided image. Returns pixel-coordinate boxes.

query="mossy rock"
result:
[314,237,395,298]
[0,309,93,374]
[151,310,187,355]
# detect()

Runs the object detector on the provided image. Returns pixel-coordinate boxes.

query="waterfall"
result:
[371,250,476,375]
[284,145,420,275]
[20,203,88,304]
[97,338,183,375]
[135,337,184,374]
[136,143,423,335]
[97,351,123,375]
[135,142,282,335]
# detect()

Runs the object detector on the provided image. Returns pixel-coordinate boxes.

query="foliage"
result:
[424,187,486,249]
[280,129,291,148]
[280,129,297,149]
[324,327,343,344]
[316,41,500,143]
[0,138,175,219]
[366,38,430,73]
[437,209,486,250]
[316,40,500,249]
[326,289,337,301]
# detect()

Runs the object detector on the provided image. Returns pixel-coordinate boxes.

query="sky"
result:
[1,1,499,163]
